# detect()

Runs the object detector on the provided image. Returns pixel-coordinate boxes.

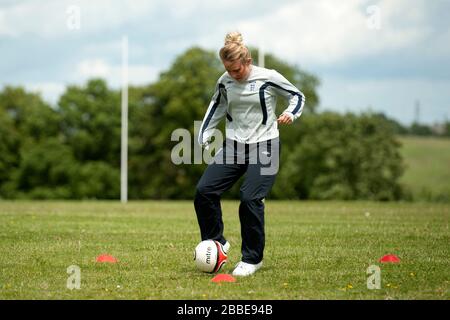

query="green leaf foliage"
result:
[0,47,406,200]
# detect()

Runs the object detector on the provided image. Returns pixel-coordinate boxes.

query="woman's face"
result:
[223,59,251,82]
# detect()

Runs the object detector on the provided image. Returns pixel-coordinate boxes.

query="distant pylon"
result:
[414,99,420,123]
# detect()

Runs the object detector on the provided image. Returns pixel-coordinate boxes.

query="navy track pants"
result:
[194,138,279,264]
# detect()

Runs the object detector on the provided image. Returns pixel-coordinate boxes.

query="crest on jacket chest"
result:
[247,81,257,92]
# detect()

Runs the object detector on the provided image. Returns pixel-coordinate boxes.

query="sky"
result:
[1,0,449,125]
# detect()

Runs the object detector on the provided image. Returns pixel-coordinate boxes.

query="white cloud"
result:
[0,9,14,36]
[234,0,431,66]
[25,82,66,104]
[21,60,160,105]
[82,40,146,59]
[77,59,111,78]
[0,0,158,38]
[2,0,449,125]
[75,58,159,86]
[1,0,435,67]
[319,75,450,124]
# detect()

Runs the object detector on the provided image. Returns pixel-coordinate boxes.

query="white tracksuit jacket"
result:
[198,65,305,146]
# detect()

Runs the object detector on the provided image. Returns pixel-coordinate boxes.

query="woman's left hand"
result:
[277,113,293,125]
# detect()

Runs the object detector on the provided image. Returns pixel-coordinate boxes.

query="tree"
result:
[135,46,322,199]
[11,138,77,199]
[0,86,60,143]
[409,122,433,136]
[56,79,121,199]
[372,112,408,135]
[272,112,405,200]
[250,48,320,113]
[0,108,20,198]
[128,47,223,199]
[0,47,405,201]
[58,79,121,164]
[0,86,60,198]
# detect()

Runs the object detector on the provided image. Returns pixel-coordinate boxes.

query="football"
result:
[193,240,227,273]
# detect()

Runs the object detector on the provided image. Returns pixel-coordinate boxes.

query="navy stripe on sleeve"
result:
[259,81,304,124]
[200,83,225,142]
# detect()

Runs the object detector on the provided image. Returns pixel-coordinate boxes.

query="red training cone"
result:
[379,254,400,263]
[96,254,118,263]
[211,274,236,283]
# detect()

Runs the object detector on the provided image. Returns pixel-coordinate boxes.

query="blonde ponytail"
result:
[224,31,244,46]
[219,31,252,64]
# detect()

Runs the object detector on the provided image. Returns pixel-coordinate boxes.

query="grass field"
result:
[0,201,448,300]
[399,136,450,201]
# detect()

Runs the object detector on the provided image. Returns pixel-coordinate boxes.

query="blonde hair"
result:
[219,31,252,64]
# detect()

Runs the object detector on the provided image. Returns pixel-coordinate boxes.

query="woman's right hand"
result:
[277,113,293,125]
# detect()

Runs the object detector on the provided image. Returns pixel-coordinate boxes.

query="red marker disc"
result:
[211,274,236,283]
[379,254,400,263]
[96,254,118,263]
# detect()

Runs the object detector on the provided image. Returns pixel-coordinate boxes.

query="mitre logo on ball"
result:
[193,240,227,273]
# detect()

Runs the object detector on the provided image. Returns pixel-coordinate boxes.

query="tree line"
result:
[375,113,450,137]
[0,47,407,200]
